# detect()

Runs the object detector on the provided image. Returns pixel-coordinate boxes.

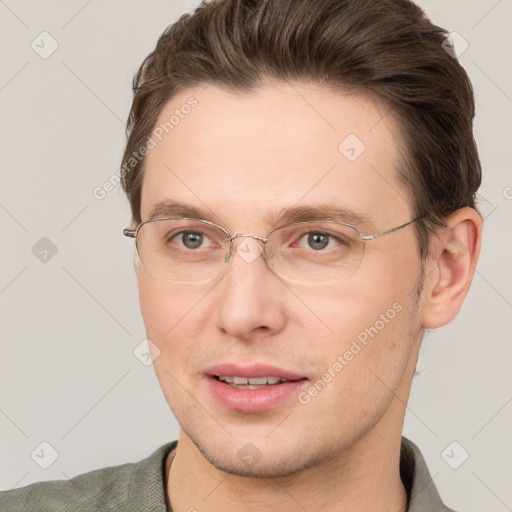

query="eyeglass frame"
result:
[123,216,422,282]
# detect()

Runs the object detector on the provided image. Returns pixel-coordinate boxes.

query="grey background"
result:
[0,0,511,510]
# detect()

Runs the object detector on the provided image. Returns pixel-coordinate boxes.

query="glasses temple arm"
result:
[123,228,137,238]
[361,218,421,241]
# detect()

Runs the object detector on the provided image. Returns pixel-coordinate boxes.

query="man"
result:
[0,0,482,510]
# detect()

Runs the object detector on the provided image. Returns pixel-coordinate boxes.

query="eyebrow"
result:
[148,200,216,222]
[267,204,376,232]
[147,200,376,233]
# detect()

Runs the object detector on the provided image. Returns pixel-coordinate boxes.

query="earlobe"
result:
[421,207,483,329]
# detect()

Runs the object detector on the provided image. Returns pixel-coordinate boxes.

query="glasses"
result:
[123,217,420,284]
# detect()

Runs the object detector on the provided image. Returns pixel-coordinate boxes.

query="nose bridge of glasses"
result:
[230,233,269,243]
[224,233,269,264]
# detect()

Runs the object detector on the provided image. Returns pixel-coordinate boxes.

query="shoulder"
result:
[0,441,177,512]
[0,463,134,512]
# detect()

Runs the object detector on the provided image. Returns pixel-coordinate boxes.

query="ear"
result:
[421,207,483,329]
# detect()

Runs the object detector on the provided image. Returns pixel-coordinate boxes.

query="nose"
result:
[214,236,286,341]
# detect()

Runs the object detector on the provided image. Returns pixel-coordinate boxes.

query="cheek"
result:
[137,271,205,361]
[137,274,170,341]
[297,287,415,425]
[137,273,209,410]
[298,261,418,379]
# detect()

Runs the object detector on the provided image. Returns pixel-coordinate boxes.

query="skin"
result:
[135,81,482,511]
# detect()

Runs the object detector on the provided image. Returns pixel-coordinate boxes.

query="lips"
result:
[205,363,307,413]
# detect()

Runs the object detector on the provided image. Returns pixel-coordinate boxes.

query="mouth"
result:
[205,364,308,413]
[215,375,295,389]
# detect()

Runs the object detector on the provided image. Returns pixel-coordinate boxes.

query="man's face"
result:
[137,82,424,477]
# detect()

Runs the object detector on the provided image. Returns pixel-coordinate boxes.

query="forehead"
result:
[141,81,411,230]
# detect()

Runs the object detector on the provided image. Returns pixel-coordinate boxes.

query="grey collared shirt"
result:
[0,437,457,511]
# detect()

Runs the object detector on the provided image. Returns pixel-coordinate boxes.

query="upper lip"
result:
[205,363,306,381]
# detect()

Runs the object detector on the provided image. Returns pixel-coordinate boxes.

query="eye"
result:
[180,231,204,249]
[298,231,345,251]
[305,232,329,250]
[169,230,211,250]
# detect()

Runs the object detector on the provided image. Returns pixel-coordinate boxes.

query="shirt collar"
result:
[401,436,455,511]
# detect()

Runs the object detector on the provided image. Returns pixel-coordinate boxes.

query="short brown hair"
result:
[120,0,481,259]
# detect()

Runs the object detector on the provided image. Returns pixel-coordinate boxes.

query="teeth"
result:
[245,376,267,385]
[218,375,289,386]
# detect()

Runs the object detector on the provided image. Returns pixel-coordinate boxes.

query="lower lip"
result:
[207,376,307,413]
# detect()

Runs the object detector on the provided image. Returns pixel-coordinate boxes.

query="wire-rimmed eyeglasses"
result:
[123,217,420,284]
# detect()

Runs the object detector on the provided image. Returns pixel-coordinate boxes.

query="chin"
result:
[186,427,334,478]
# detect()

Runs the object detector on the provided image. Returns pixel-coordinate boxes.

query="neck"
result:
[167,424,408,512]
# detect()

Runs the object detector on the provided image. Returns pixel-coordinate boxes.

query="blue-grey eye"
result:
[181,232,203,249]
[307,233,330,250]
